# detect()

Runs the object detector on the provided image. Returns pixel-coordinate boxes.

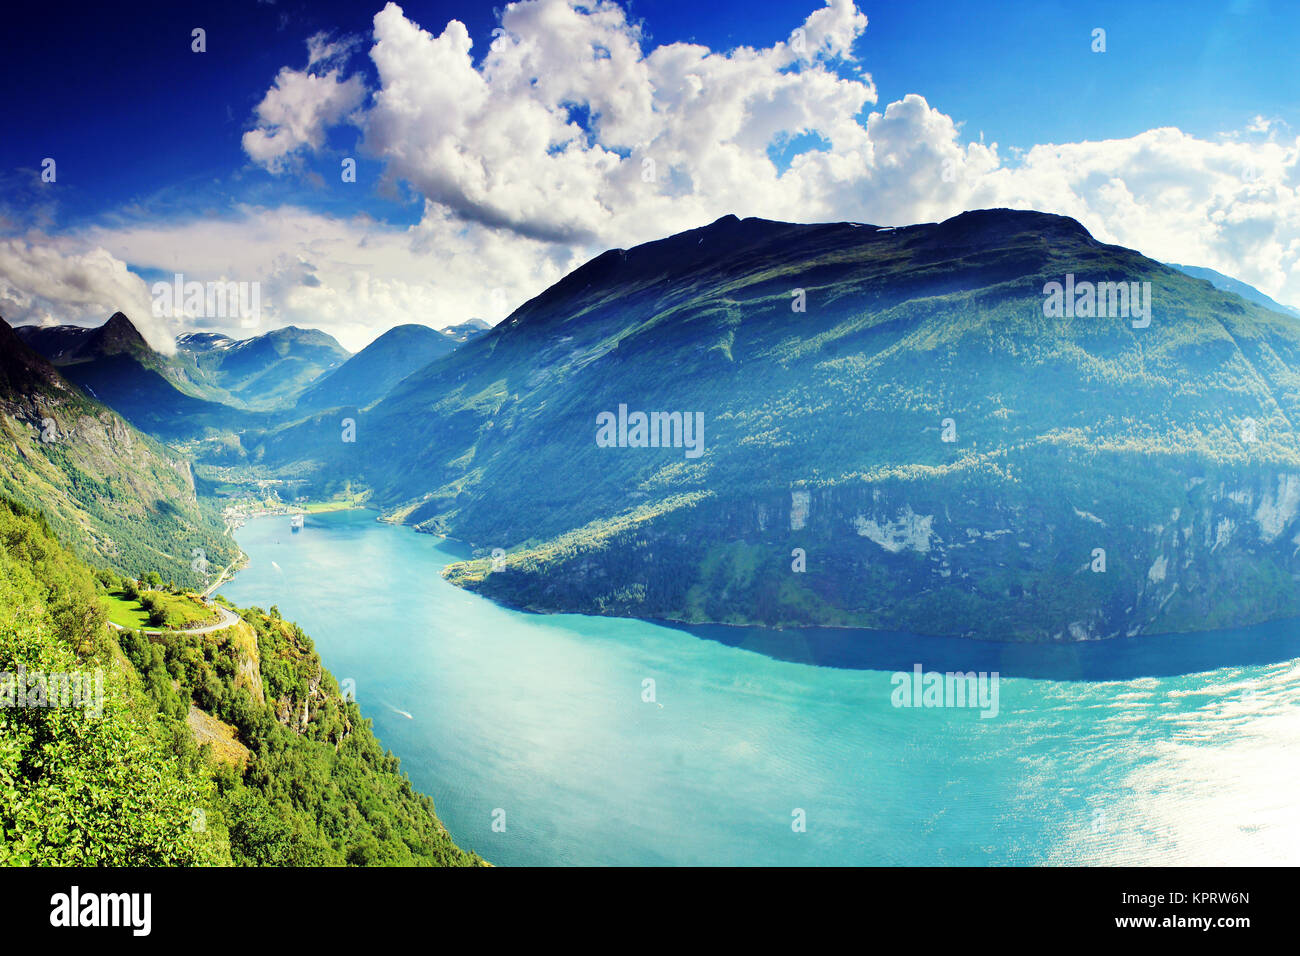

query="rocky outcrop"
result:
[230,622,265,706]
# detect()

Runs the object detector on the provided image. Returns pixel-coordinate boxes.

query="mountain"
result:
[177,326,351,409]
[11,323,98,362]
[0,315,236,587]
[1168,263,1300,318]
[296,324,457,410]
[18,312,252,440]
[260,208,1300,642]
[176,331,237,352]
[17,311,162,366]
[17,317,363,464]
[83,310,161,361]
[439,317,492,344]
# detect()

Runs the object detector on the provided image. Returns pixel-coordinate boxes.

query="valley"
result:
[6,208,1300,869]
[177,209,1300,643]
[12,209,1300,644]
[5,0,1296,898]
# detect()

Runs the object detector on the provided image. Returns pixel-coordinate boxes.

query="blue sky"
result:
[4,0,1295,231]
[2,0,1298,350]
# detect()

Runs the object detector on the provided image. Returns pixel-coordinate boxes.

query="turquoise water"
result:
[219,510,1300,866]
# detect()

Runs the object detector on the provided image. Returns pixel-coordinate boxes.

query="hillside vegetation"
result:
[0,498,480,866]
[0,317,237,590]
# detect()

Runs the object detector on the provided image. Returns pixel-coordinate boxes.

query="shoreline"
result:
[234,510,1300,666]
[221,500,375,532]
[439,563,1300,649]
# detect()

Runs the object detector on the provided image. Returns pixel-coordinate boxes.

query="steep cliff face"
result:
[227,620,266,706]
[446,455,1300,641]
[239,611,356,742]
[272,663,335,735]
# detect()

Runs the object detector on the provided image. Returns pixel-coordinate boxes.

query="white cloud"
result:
[0,239,175,353]
[346,0,1300,309]
[967,128,1300,303]
[307,31,362,70]
[8,0,1300,359]
[74,204,577,351]
[241,31,368,174]
[356,0,879,245]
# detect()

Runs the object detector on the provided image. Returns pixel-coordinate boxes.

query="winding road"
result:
[107,602,241,637]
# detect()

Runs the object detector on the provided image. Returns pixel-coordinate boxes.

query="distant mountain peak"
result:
[1166,262,1300,318]
[175,331,236,352]
[263,325,347,345]
[296,321,456,410]
[87,311,153,359]
[439,318,492,343]
[921,208,1096,248]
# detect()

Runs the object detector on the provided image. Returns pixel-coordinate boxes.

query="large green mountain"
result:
[0,315,235,588]
[252,208,1300,641]
[176,325,351,409]
[295,323,457,411]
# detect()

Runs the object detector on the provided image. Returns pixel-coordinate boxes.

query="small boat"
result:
[290,514,304,531]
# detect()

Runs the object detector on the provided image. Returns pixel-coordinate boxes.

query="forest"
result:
[0,497,481,866]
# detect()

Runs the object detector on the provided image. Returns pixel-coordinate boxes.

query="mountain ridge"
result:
[0,314,236,587]
[295,323,457,410]
[1167,262,1300,318]
[249,207,1300,641]
[26,209,1300,642]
